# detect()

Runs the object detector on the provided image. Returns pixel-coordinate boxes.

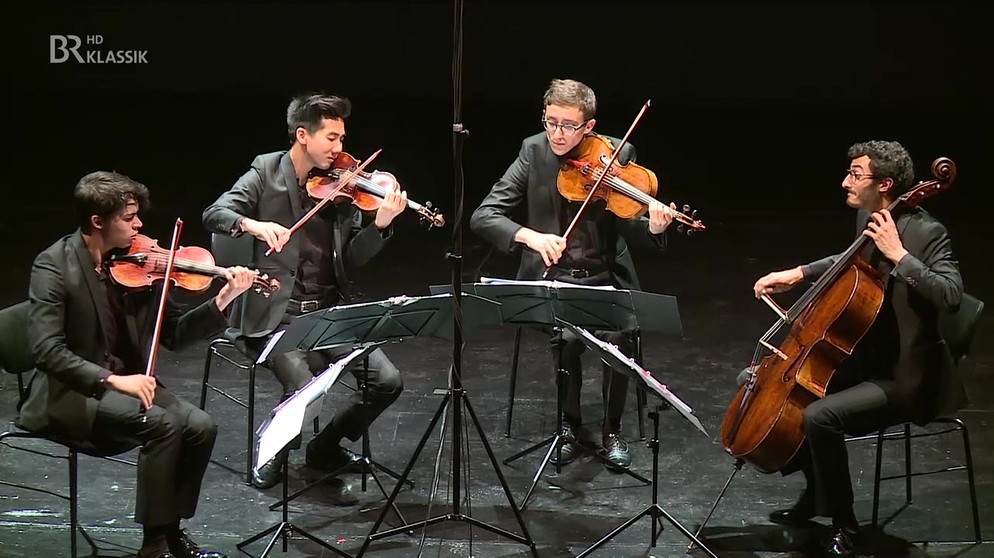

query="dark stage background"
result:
[5,1,992,299]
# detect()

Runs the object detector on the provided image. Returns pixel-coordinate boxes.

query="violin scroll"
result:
[415,200,445,229]
[674,204,706,235]
[250,273,281,298]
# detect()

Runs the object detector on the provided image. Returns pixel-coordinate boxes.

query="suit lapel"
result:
[280,151,303,220]
[69,231,112,349]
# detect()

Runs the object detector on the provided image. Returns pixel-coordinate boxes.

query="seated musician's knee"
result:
[803,399,840,432]
[184,407,217,446]
[372,366,404,402]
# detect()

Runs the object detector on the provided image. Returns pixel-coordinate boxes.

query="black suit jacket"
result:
[469,133,666,289]
[801,207,964,424]
[18,231,228,439]
[202,151,391,338]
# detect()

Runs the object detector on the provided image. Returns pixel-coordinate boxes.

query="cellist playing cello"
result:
[750,140,964,557]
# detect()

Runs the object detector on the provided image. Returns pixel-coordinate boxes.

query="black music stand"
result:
[357,287,538,557]
[238,343,381,558]
[444,279,682,509]
[265,293,501,514]
[557,320,718,558]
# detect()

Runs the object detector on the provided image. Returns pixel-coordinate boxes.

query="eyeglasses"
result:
[541,119,587,136]
[845,169,879,181]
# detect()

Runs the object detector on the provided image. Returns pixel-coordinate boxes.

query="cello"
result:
[719,157,958,473]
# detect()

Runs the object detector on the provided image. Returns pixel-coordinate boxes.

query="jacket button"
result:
[289,270,296,277]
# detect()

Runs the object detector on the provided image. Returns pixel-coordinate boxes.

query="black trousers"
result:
[90,386,216,527]
[796,380,905,520]
[552,328,632,436]
[269,345,403,449]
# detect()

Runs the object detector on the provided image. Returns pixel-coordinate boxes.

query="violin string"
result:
[589,167,694,224]
[137,255,227,276]
[353,175,426,211]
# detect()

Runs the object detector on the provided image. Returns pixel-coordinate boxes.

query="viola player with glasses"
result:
[470,78,676,471]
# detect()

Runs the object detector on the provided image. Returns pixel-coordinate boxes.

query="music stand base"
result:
[357,389,538,558]
[237,521,351,558]
[267,457,409,526]
[575,407,718,558]
[239,459,354,558]
[505,360,651,509]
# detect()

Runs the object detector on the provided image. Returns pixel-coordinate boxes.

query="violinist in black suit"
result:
[470,78,676,470]
[752,140,964,558]
[18,171,257,558]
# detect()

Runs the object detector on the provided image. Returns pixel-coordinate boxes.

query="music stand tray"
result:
[238,344,381,558]
[273,293,503,353]
[557,319,717,558]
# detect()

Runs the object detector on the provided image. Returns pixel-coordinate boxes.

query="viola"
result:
[306,152,445,228]
[557,134,705,234]
[108,233,280,297]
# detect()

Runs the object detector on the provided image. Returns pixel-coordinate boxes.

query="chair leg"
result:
[871,429,884,528]
[69,449,78,557]
[955,418,983,543]
[200,345,215,410]
[902,423,912,505]
[246,363,257,486]
[504,327,522,438]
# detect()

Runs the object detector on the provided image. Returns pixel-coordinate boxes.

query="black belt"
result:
[556,268,602,279]
[287,298,322,313]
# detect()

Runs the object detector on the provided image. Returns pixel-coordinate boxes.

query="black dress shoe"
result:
[768,491,816,525]
[306,444,370,474]
[549,422,578,466]
[136,551,175,558]
[824,526,857,557]
[251,451,286,489]
[137,537,175,558]
[602,433,632,471]
[169,529,228,558]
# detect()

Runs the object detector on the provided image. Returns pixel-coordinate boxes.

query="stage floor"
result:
[2,218,992,558]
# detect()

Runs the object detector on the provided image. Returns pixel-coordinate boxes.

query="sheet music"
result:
[255,345,369,469]
[568,323,695,417]
[256,329,286,364]
[479,276,619,291]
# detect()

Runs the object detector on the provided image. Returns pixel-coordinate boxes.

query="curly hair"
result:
[847,140,915,196]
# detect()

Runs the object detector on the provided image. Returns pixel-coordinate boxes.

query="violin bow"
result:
[542,99,651,279]
[141,217,184,421]
[264,149,383,257]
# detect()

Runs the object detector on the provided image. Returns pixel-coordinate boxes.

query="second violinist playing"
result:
[202,93,408,493]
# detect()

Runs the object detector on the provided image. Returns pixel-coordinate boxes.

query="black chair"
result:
[503,326,648,440]
[847,292,985,543]
[0,300,135,557]
[198,232,319,485]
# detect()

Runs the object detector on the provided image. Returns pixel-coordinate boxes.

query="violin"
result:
[108,234,280,297]
[557,134,706,234]
[306,152,445,228]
